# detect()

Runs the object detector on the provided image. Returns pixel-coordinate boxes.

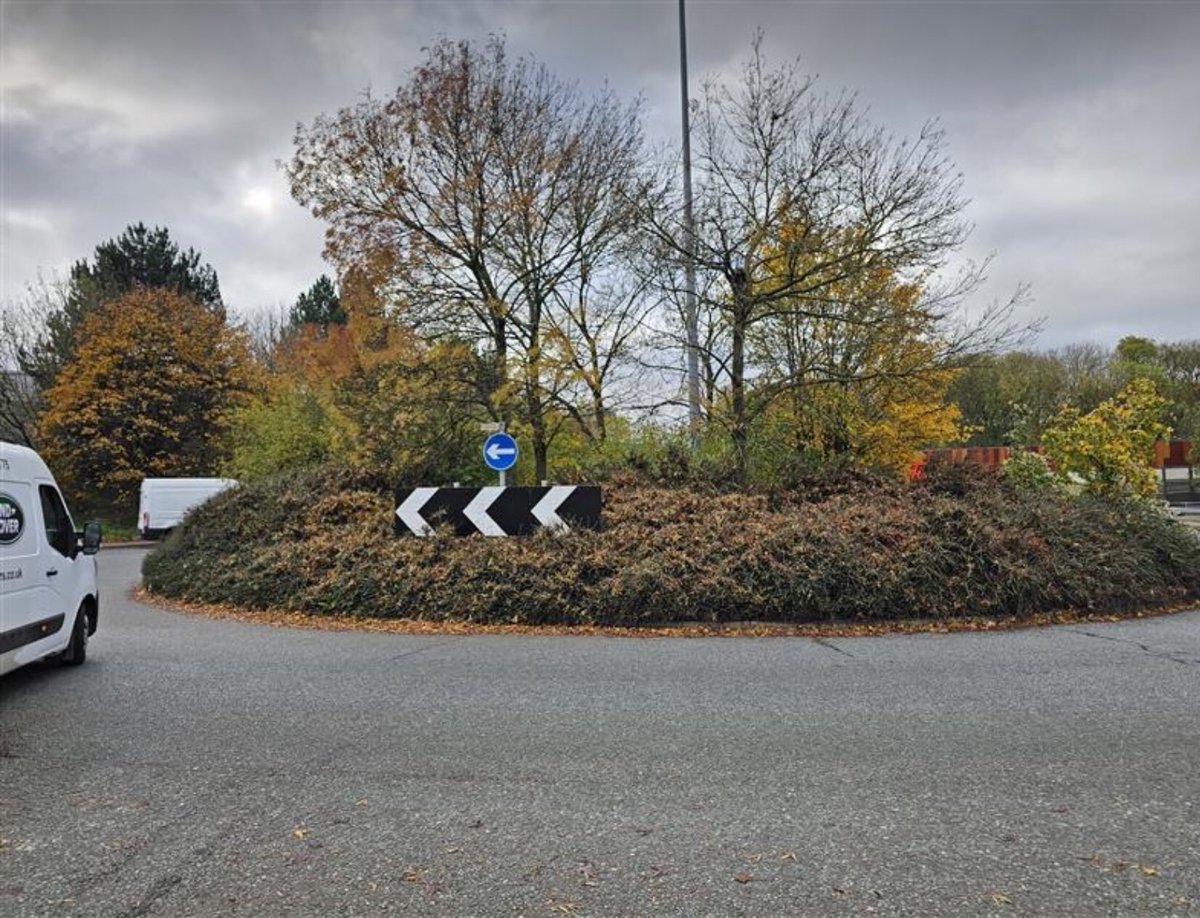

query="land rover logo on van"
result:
[0,493,24,545]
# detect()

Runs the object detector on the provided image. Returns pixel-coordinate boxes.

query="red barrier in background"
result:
[909,439,1193,481]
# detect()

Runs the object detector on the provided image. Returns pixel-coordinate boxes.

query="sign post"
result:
[394,424,603,537]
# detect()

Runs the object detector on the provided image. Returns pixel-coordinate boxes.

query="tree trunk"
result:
[730,306,748,479]
[532,418,549,482]
[525,296,548,481]
[491,313,507,414]
[591,388,607,443]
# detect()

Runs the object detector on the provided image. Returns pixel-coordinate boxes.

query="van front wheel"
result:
[55,605,88,666]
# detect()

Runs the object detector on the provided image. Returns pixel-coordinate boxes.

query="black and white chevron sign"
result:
[394,486,602,537]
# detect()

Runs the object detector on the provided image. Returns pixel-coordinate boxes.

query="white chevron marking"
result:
[463,486,506,537]
[532,486,574,533]
[395,487,437,536]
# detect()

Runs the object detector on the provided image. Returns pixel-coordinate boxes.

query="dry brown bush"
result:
[142,464,1200,625]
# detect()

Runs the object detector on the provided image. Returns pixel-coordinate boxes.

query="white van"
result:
[138,477,237,539]
[0,441,101,676]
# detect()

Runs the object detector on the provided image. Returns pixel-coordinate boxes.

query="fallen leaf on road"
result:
[422,878,447,896]
[291,827,308,840]
[442,846,462,855]
[734,873,753,884]
[988,893,1012,905]
[141,586,1197,640]
[780,850,797,862]
[1139,865,1159,877]
[402,866,424,883]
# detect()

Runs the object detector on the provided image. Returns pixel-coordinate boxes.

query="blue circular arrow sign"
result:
[483,431,519,472]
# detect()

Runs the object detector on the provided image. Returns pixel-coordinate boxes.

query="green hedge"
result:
[141,463,1200,625]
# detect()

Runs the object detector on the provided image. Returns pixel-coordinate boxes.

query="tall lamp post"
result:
[679,0,702,449]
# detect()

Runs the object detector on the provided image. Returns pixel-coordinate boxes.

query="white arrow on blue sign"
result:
[483,431,519,471]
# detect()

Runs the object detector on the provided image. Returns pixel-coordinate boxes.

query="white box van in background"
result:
[138,478,237,539]
[1,441,101,676]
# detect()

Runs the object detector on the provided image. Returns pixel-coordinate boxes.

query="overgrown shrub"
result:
[1001,450,1058,494]
[225,386,335,480]
[143,463,1200,626]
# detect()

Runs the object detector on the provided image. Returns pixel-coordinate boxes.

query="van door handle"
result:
[46,569,58,577]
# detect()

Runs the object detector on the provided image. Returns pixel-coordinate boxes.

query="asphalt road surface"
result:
[2,549,1198,917]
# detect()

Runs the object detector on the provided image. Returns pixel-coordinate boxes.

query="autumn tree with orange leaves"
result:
[288,36,661,479]
[226,269,482,483]
[38,288,258,507]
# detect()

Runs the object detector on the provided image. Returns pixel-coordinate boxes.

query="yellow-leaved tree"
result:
[850,366,965,475]
[38,287,259,509]
[1040,377,1170,499]
[747,233,966,477]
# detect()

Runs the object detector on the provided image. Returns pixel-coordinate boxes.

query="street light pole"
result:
[679,0,702,449]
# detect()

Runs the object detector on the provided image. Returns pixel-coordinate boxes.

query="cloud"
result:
[1,0,1197,348]
[2,48,226,151]
[2,207,54,234]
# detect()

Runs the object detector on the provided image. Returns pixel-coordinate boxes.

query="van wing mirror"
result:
[81,520,103,555]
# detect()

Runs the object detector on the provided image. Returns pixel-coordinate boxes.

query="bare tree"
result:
[651,36,1030,475]
[0,352,41,448]
[0,276,74,447]
[288,36,660,479]
[543,239,664,443]
[235,304,292,372]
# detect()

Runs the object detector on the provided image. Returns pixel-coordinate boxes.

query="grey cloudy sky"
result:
[2,0,1197,348]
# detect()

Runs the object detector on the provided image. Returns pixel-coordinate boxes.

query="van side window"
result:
[38,485,74,557]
